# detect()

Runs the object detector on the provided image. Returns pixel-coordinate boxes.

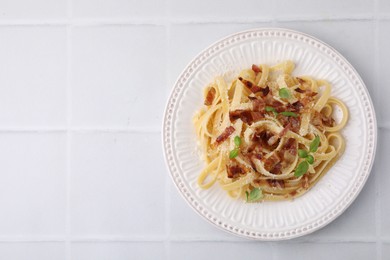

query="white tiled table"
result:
[0,0,388,259]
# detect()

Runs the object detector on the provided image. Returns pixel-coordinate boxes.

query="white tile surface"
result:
[274,0,374,18]
[71,26,166,128]
[169,0,275,20]
[0,243,65,260]
[0,27,67,127]
[274,242,376,260]
[0,0,66,19]
[0,133,66,236]
[168,23,272,88]
[379,129,390,236]
[378,21,390,125]
[71,242,165,260]
[170,242,273,260]
[73,0,166,19]
[0,0,386,259]
[70,132,165,236]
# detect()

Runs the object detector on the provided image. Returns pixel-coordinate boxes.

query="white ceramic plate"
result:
[162,28,377,240]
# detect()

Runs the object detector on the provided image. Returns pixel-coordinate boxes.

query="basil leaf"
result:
[294,161,309,177]
[279,88,291,99]
[280,111,298,117]
[247,188,263,202]
[306,154,314,164]
[229,149,239,159]
[234,136,241,147]
[310,135,320,153]
[265,106,276,112]
[298,149,308,158]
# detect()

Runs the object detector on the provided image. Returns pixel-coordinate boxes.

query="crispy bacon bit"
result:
[252,64,261,74]
[289,116,300,133]
[294,87,305,93]
[250,97,265,112]
[204,87,216,106]
[296,77,305,84]
[306,91,318,97]
[302,175,310,189]
[311,111,335,129]
[229,110,264,125]
[283,138,297,156]
[289,190,298,197]
[260,86,270,96]
[264,153,281,172]
[215,126,235,144]
[270,162,282,174]
[238,77,253,88]
[267,179,285,189]
[290,101,304,112]
[254,130,280,150]
[251,85,262,93]
[227,165,245,178]
[279,123,291,138]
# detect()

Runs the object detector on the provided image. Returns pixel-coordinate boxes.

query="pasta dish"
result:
[193,61,348,202]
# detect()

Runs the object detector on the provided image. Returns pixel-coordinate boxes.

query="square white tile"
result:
[0,27,67,127]
[378,129,390,236]
[73,0,166,18]
[169,186,244,240]
[378,21,390,125]
[70,132,166,236]
[71,25,166,128]
[0,133,66,236]
[275,20,376,94]
[71,242,165,260]
[378,0,390,14]
[169,0,275,19]
[0,243,65,260]
[0,0,66,19]
[274,242,376,260]
[168,23,272,90]
[275,0,374,18]
[170,242,273,260]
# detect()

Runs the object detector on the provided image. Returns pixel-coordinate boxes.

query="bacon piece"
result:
[311,111,335,129]
[279,123,291,138]
[238,77,253,89]
[306,90,318,97]
[250,85,261,93]
[215,126,235,144]
[287,101,304,112]
[270,162,282,174]
[294,87,305,93]
[289,116,300,133]
[267,179,285,189]
[204,87,216,106]
[264,153,281,172]
[254,130,280,150]
[248,96,265,112]
[252,64,261,74]
[227,165,245,178]
[229,110,264,125]
[260,86,270,96]
[283,138,297,156]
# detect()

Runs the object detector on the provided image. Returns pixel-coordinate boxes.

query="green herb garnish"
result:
[229,148,239,159]
[306,155,314,164]
[234,136,242,147]
[279,88,291,99]
[310,135,320,153]
[294,161,309,177]
[265,106,278,117]
[280,111,298,117]
[246,188,264,202]
[298,149,308,158]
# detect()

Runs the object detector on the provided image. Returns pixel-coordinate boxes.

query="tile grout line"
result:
[164,1,172,258]
[0,15,389,27]
[65,0,73,258]
[374,1,382,259]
